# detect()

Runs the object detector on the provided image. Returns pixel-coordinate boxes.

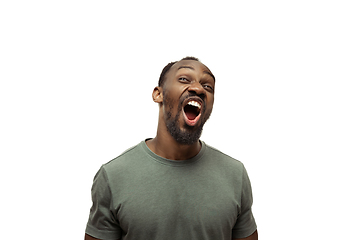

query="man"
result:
[85,57,258,240]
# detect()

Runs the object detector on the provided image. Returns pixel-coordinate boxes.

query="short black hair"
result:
[158,56,200,87]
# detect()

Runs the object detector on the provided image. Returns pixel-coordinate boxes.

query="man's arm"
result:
[84,233,121,240]
[233,230,258,240]
[85,234,99,240]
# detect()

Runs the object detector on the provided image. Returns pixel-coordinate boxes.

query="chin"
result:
[166,120,203,145]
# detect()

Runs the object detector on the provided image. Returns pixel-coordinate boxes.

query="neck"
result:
[146,126,201,161]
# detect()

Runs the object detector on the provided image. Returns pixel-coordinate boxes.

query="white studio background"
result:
[1,1,359,239]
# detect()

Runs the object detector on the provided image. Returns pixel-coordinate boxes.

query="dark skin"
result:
[85,60,258,240]
[146,60,215,160]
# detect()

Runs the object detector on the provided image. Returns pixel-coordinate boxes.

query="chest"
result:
[112,167,241,239]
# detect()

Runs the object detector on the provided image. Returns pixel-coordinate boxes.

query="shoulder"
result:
[203,142,245,171]
[205,143,244,165]
[100,142,145,177]
[105,143,140,165]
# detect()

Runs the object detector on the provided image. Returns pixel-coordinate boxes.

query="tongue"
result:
[184,105,199,120]
[185,111,197,120]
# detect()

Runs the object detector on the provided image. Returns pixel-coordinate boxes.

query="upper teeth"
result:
[188,101,201,109]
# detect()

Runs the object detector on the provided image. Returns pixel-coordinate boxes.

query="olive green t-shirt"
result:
[85,140,257,240]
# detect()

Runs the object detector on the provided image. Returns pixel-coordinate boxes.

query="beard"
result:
[163,92,211,145]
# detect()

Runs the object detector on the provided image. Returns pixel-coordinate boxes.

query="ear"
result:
[152,86,163,104]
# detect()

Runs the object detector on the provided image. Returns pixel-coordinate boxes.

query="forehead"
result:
[169,60,214,79]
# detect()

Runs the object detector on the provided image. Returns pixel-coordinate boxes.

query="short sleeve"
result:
[85,166,122,240]
[232,166,257,238]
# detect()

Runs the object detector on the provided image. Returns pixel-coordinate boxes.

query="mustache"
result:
[180,92,205,105]
[185,92,205,101]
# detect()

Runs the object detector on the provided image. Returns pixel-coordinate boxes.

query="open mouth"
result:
[183,100,202,126]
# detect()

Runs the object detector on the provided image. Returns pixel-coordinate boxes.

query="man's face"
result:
[161,60,215,145]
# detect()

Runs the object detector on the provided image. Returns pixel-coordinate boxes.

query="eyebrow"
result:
[178,66,195,71]
[177,66,216,81]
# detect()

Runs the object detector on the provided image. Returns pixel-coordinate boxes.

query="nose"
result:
[188,81,206,99]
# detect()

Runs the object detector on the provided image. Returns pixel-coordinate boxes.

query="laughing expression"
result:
[161,60,215,145]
